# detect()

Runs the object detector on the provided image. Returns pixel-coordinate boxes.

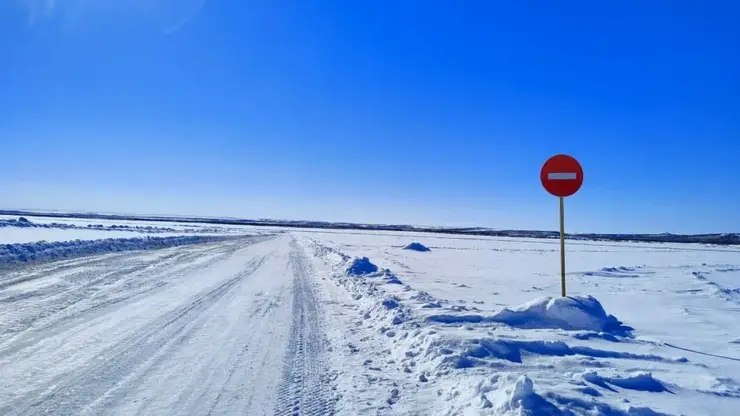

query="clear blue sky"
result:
[2,1,739,233]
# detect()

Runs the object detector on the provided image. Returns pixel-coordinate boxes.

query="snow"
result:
[404,241,431,252]
[0,216,179,233]
[425,295,632,335]
[489,295,633,334]
[0,215,217,231]
[0,216,270,245]
[1,223,739,415]
[0,225,171,244]
[0,235,231,265]
[0,215,268,242]
[346,256,379,275]
[0,217,197,244]
[0,234,327,415]
[303,231,740,415]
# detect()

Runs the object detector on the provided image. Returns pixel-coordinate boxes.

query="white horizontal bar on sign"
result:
[547,172,577,180]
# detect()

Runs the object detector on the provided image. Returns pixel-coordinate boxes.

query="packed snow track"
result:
[0,234,334,416]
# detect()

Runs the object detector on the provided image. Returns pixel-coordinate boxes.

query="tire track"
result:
[274,239,335,416]
[0,237,263,353]
[6,255,268,416]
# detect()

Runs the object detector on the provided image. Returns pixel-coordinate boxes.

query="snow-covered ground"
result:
[1,226,738,415]
[0,215,274,245]
[0,215,223,232]
[0,216,273,265]
[305,232,740,415]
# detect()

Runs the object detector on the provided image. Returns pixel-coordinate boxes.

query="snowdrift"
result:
[491,296,633,335]
[403,242,430,252]
[345,257,379,275]
[475,375,563,415]
[344,256,405,286]
[426,296,633,335]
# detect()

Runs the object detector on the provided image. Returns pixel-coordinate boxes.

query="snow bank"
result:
[0,235,229,265]
[346,257,379,275]
[425,296,633,336]
[491,296,633,335]
[403,242,430,252]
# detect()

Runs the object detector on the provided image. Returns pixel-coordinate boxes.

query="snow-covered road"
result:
[0,234,334,415]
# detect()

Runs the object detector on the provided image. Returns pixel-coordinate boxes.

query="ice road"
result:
[0,234,334,415]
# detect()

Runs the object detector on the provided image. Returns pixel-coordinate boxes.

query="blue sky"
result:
[2,1,739,233]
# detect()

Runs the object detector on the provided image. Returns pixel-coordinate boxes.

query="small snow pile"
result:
[403,242,430,252]
[485,375,560,415]
[345,257,379,276]
[382,297,400,309]
[492,296,633,335]
[383,269,404,284]
[446,374,562,415]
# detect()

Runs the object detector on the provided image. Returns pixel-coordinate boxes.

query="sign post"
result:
[540,154,584,297]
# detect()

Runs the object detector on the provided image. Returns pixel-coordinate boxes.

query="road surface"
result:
[0,234,334,415]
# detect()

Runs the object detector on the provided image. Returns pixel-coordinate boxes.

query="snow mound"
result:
[446,374,564,416]
[382,297,400,309]
[403,242,430,252]
[487,375,571,415]
[426,296,632,335]
[383,269,404,284]
[491,296,633,335]
[346,257,379,275]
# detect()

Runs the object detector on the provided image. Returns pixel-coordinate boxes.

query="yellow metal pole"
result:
[559,196,566,297]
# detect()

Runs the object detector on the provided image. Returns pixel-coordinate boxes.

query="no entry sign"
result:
[540,154,584,297]
[540,154,584,197]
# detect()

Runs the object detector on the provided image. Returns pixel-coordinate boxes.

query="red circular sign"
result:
[540,154,584,197]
